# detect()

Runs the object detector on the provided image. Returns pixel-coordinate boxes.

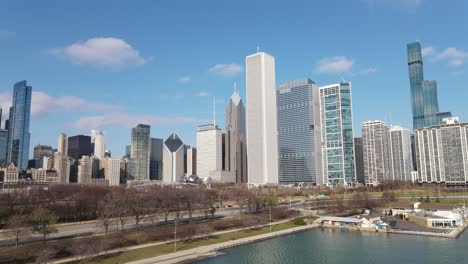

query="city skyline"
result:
[0,1,467,158]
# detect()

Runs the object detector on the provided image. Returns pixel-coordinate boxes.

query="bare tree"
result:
[6,214,31,248]
[31,207,59,242]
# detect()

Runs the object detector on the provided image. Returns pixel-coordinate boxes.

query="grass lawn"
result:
[86,219,306,264]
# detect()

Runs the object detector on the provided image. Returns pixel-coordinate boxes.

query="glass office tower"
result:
[6,80,32,170]
[277,79,322,185]
[407,42,451,129]
[319,82,355,186]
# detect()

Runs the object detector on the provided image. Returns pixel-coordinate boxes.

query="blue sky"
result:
[0,0,467,157]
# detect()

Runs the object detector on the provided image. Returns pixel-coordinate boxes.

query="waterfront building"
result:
[414,117,468,184]
[354,137,365,184]
[93,130,106,158]
[277,78,322,185]
[150,138,163,180]
[388,125,414,181]
[319,82,356,186]
[77,156,92,184]
[186,147,197,176]
[6,81,32,170]
[101,157,120,186]
[0,129,8,165]
[225,89,247,183]
[162,133,185,183]
[245,51,279,185]
[196,124,222,177]
[54,152,70,183]
[130,124,150,181]
[67,135,93,160]
[407,42,451,129]
[33,144,53,159]
[362,120,391,186]
[57,133,68,155]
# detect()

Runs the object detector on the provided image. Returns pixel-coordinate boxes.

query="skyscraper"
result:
[57,133,68,155]
[245,51,279,185]
[101,157,120,186]
[319,82,355,186]
[186,147,197,176]
[33,144,53,159]
[0,129,8,165]
[77,155,92,184]
[277,78,322,185]
[354,138,365,184]
[362,120,391,186]
[225,89,248,183]
[162,133,185,183]
[93,130,106,158]
[54,152,70,183]
[196,124,222,177]
[125,145,131,159]
[6,81,32,170]
[67,135,93,160]
[388,125,414,181]
[407,42,451,129]
[150,138,163,180]
[130,124,150,181]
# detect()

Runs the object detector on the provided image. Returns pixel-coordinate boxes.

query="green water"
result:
[196,229,467,264]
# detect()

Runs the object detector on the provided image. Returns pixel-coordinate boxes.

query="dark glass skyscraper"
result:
[67,135,93,160]
[6,81,32,170]
[407,42,451,129]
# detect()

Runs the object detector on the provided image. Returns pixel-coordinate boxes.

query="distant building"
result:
[319,82,355,186]
[388,126,414,182]
[362,120,391,186]
[54,152,70,183]
[77,156,92,184]
[2,163,19,183]
[162,133,185,183]
[245,51,279,185]
[93,130,106,158]
[101,157,120,186]
[277,78,322,185]
[186,147,197,176]
[414,117,468,184]
[0,129,8,165]
[6,81,32,170]
[130,124,150,181]
[31,168,47,182]
[125,145,131,159]
[354,137,365,184]
[150,138,163,180]
[196,124,222,177]
[225,89,247,183]
[57,133,68,155]
[67,135,93,160]
[33,144,53,159]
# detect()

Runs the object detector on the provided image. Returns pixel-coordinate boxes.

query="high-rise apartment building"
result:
[67,135,93,160]
[407,42,451,129]
[130,124,150,181]
[415,117,468,184]
[93,130,106,158]
[354,138,365,184]
[319,82,355,186]
[225,89,248,183]
[362,120,391,186]
[196,124,222,177]
[57,133,68,155]
[277,79,322,185]
[6,81,32,170]
[162,133,185,183]
[245,51,279,185]
[388,125,414,181]
[150,138,163,180]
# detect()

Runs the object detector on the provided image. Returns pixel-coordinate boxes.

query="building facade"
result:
[93,130,106,158]
[67,135,93,160]
[362,120,391,186]
[186,147,197,176]
[33,144,53,159]
[162,133,185,183]
[277,78,322,185]
[388,126,414,182]
[245,52,279,185]
[0,129,8,165]
[319,82,355,186]
[150,138,163,180]
[77,155,92,184]
[225,89,248,183]
[414,117,468,184]
[196,124,222,177]
[57,133,68,155]
[130,124,150,181]
[354,137,365,184]
[6,81,32,170]
[407,42,451,129]
[54,152,70,183]
[101,157,120,186]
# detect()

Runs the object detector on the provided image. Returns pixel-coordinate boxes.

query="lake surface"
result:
[196,229,467,264]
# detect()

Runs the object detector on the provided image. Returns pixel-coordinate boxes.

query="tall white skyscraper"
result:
[162,133,185,183]
[196,124,222,177]
[93,130,106,158]
[362,120,391,186]
[245,51,279,185]
[57,133,68,155]
[388,125,413,182]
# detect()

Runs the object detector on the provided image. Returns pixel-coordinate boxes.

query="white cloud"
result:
[421,46,435,57]
[315,56,354,74]
[435,47,468,67]
[209,63,243,77]
[51,37,145,69]
[0,91,118,118]
[71,113,197,130]
[177,76,192,84]
[195,92,210,97]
